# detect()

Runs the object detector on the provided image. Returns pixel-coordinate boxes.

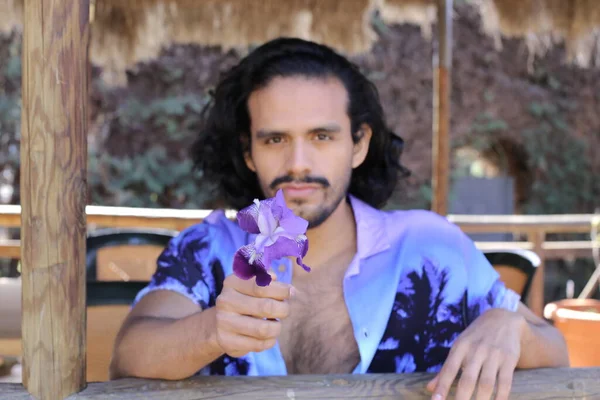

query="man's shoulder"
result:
[381,208,463,242]
[375,208,474,266]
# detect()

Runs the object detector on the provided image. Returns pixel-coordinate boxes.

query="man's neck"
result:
[300,197,357,270]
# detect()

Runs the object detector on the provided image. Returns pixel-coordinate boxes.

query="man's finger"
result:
[217,290,290,319]
[475,358,500,400]
[495,359,517,400]
[218,312,282,340]
[224,274,292,301]
[426,374,439,393]
[455,350,486,400]
[431,342,468,399]
[217,329,277,357]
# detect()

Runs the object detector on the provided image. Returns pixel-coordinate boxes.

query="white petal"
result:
[257,203,278,235]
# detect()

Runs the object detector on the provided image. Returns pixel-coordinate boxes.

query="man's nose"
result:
[286,140,312,177]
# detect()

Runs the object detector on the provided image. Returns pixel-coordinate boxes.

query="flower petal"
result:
[295,235,311,272]
[262,235,311,272]
[262,236,299,267]
[297,234,309,257]
[257,201,278,235]
[296,257,311,272]
[271,189,287,220]
[236,200,260,234]
[279,211,308,236]
[232,244,267,281]
[255,268,273,287]
[274,189,308,235]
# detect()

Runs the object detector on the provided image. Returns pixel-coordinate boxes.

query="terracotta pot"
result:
[544,299,600,367]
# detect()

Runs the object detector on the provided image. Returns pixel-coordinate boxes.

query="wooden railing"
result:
[1,205,598,316]
[1,367,600,399]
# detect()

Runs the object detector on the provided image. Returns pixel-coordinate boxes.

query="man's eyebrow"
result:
[256,129,286,139]
[308,124,342,133]
[255,124,342,139]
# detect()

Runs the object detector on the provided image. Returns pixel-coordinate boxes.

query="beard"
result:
[278,171,352,230]
[291,187,348,229]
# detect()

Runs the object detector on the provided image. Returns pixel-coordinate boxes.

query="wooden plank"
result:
[528,231,546,316]
[1,367,599,399]
[0,204,596,233]
[0,204,233,229]
[0,205,20,227]
[475,241,598,259]
[0,240,20,258]
[431,0,453,216]
[449,214,597,234]
[20,0,89,398]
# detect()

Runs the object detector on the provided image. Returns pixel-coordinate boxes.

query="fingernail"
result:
[432,394,443,400]
[289,286,297,298]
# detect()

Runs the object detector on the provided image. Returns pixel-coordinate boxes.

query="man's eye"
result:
[316,133,331,141]
[266,136,282,144]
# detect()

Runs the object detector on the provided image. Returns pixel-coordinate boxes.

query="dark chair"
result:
[484,249,540,301]
[86,227,178,281]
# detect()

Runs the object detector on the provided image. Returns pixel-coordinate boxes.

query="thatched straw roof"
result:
[378,0,437,38]
[1,0,599,85]
[89,0,378,84]
[478,0,600,69]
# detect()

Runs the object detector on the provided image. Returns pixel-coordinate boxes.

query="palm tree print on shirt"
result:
[368,258,467,373]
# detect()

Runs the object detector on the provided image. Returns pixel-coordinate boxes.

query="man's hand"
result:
[426,308,526,400]
[215,273,292,358]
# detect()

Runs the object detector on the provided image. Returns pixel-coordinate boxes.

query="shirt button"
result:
[278,264,286,273]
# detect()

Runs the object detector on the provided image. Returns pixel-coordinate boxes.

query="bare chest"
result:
[278,268,360,374]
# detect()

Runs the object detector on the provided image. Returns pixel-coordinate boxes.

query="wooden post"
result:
[21,0,89,398]
[528,231,546,316]
[431,0,452,216]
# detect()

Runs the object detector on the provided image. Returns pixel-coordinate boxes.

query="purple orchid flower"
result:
[233,189,311,286]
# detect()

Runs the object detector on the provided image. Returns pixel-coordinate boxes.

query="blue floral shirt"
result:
[133,195,520,376]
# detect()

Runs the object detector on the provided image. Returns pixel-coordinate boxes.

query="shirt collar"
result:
[345,195,390,276]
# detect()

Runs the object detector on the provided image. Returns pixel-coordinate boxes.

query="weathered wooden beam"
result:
[0,204,219,230]
[449,214,597,234]
[431,0,453,216]
[20,0,89,398]
[1,367,599,399]
[527,231,546,315]
[1,205,597,232]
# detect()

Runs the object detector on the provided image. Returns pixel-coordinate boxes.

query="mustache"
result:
[269,175,330,190]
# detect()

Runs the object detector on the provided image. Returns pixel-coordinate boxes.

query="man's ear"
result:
[242,134,256,172]
[245,152,256,172]
[352,124,373,168]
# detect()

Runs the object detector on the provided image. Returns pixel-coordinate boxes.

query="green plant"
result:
[521,101,599,214]
[89,146,212,208]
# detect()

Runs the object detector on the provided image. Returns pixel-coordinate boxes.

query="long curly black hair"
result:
[191,37,410,210]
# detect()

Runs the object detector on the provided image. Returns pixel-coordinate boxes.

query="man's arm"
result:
[515,302,569,369]
[427,302,569,400]
[110,290,224,381]
[110,275,292,381]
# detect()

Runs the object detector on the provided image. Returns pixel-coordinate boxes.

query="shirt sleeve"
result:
[132,223,225,310]
[459,230,522,324]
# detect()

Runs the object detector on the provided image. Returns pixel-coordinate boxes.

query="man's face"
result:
[245,76,371,228]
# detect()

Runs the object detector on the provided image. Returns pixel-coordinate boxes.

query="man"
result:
[110,38,568,400]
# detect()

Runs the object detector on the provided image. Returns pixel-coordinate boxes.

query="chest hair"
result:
[279,256,360,374]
